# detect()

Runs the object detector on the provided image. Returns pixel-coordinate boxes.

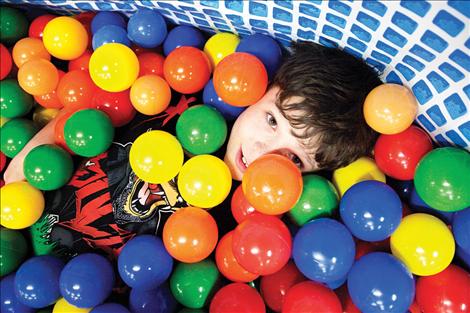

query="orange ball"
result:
[12,37,51,68]
[163,46,211,94]
[130,75,171,115]
[68,50,92,72]
[363,84,418,135]
[18,59,59,95]
[242,154,303,215]
[57,70,96,109]
[216,231,259,283]
[54,107,79,154]
[213,52,268,107]
[163,207,218,263]
[34,70,65,109]
[138,52,164,77]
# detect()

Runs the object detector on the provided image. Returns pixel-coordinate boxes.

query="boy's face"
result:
[224,86,320,181]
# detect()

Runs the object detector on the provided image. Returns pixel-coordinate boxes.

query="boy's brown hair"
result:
[273,41,382,170]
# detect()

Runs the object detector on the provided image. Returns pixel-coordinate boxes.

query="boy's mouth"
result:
[236,147,249,173]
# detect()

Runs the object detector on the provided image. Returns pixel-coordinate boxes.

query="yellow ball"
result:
[204,32,240,67]
[53,298,92,313]
[1,181,45,229]
[0,116,10,127]
[391,213,455,276]
[130,130,184,184]
[89,43,139,92]
[332,157,385,197]
[33,106,60,128]
[177,155,232,208]
[43,16,88,60]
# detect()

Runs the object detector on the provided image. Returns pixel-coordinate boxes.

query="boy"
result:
[3,41,382,258]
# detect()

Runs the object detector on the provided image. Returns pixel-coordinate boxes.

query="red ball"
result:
[74,12,95,50]
[92,88,136,127]
[260,261,306,312]
[374,125,433,180]
[231,184,259,223]
[354,239,390,260]
[57,70,97,110]
[28,14,56,38]
[54,107,80,154]
[0,151,7,172]
[68,50,92,72]
[163,46,211,94]
[213,52,268,107]
[210,283,265,313]
[232,214,291,275]
[283,281,342,313]
[0,44,12,80]
[138,52,164,77]
[416,264,470,313]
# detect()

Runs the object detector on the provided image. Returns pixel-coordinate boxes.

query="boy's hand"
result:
[3,151,26,184]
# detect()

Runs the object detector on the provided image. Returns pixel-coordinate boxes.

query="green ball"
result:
[1,79,34,118]
[64,109,114,157]
[170,259,220,309]
[23,144,74,190]
[0,7,29,46]
[0,228,28,277]
[176,105,227,155]
[0,118,38,158]
[288,175,339,226]
[415,147,470,212]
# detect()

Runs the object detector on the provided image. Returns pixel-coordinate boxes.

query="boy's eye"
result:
[291,154,303,168]
[266,113,277,128]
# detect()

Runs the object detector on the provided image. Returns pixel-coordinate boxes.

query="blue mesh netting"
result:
[3,0,469,150]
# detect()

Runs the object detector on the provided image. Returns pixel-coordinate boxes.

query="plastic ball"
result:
[203,32,240,67]
[53,298,91,313]
[92,88,136,127]
[374,126,433,180]
[163,26,205,56]
[260,261,306,313]
[29,14,56,38]
[92,25,131,50]
[232,214,292,275]
[282,281,342,313]
[14,255,64,308]
[177,155,232,208]
[203,79,245,121]
[130,74,171,115]
[0,118,38,158]
[215,231,259,283]
[12,37,50,68]
[347,252,415,313]
[1,79,34,118]
[118,235,173,290]
[410,187,455,223]
[0,44,12,80]
[176,105,227,155]
[416,264,470,313]
[18,58,59,95]
[129,130,183,184]
[230,184,259,223]
[137,52,164,78]
[0,7,29,46]
[33,106,59,129]
[129,284,177,313]
[23,144,73,190]
[414,147,470,212]
[289,175,339,226]
[43,16,88,60]
[170,260,220,309]
[242,154,302,215]
[364,84,418,135]
[0,229,27,277]
[68,50,92,72]
[34,70,65,109]
[90,11,126,35]
[54,107,79,153]
[89,43,139,92]
[391,213,455,276]
[1,274,35,313]
[163,46,211,94]
[127,9,167,48]
[293,218,355,283]
[210,283,265,313]
[59,253,115,308]
[163,207,218,263]
[0,151,6,171]
[213,52,268,107]
[90,303,130,313]
[453,207,470,254]
[236,33,282,80]
[57,70,97,110]
[74,12,95,50]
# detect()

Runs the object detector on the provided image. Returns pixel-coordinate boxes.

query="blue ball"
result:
[59,253,115,308]
[1,274,35,313]
[92,25,131,50]
[347,252,415,313]
[118,235,173,290]
[453,207,470,254]
[163,26,205,56]
[14,256,64,309]
[292,218,355,283]
[203,79,245,121]
[387,178,414,202]
[325,274,347,290]
[410,187,454,223]
[91,12,127,35]
[91,303,130,313]
[340,181,402,242]
[457,245,470,269]
[127,9,167,48]
[236,33,282,80]
[129,284,177,313]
